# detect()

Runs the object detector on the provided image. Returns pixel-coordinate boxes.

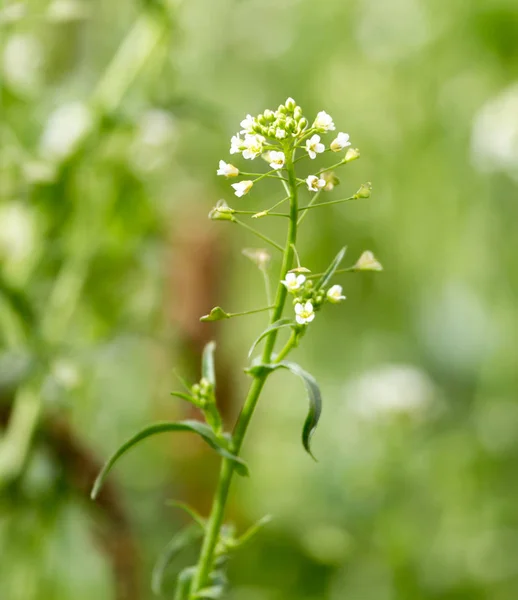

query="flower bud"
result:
[344,147,360,163]
[267,126,276,138]
[285,117,295,132]
[277,104,287,115]
[263,109,274,121]
[257,114,268,126]
[285,97,296,111]
[354,182,372,199]
[293,106,303,120]
[297,118,308,133]
[192,383,201,396]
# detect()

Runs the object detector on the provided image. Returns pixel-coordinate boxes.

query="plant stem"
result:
[189,150,299,596]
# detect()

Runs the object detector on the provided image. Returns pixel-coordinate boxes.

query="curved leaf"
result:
[202,341,216,386]
[166,500,206,530]
[170,391,199,405]
[233,515,273,548]
[174,567,196,600]
[248,319,293,359]
[259,361,322,459]
[152,525,202,596]
[91,420,248,499]
[316,247,347,290]
[195,586,224,599]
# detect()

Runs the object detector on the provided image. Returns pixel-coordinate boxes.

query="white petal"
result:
[294,303,304,315]
[305,301,313,312]
[296,275,306,285]
[295,315,305,325]
[307,313,315,322]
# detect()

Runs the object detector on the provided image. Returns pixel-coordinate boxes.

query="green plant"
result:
[91,97,382,598]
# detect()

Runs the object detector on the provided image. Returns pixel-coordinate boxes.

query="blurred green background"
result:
[2,0,518,598]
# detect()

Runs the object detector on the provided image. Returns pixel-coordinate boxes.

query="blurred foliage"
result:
[2,0,518,599]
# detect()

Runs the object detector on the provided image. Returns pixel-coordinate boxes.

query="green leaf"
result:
[91,420,248,499]
[202,341,216,386]
[170,391,199,406]
[166,500,206,530]
[315,247,347,290]
[194,586,224,599]
[232,515,273,548]
[174,567,196,600]
[200,307,230,322]
[248,319,293,358]
[152,526,202,596]
[256,361,322,459]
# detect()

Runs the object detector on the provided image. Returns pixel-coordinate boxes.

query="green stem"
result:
[189,150,299,596]
[233,219,284,253]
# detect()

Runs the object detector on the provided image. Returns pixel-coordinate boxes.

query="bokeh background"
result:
[2,0,518,598]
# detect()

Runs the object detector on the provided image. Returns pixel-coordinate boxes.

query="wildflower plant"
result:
[91,98,382,598]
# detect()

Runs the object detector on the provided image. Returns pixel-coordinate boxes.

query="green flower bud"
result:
[293,106,303,120]
[297,117,308,133]
[285,117,295,132]
[277,104,287,115]
[209,200,236,222]
[263,109,274,121]
[285,97,296,112]
[257,114,268,126]
[191,383,201,396]
[267,126,276,138]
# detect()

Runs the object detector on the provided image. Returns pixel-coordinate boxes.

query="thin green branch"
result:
[298,195,357,214]
[297,189,322,225]
[234,219,284,252]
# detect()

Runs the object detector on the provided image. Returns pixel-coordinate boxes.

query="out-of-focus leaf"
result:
[200,307,230,322]
[170,391,198,405]
[166,500,206,530]
[152,525,202,597]
[232,515,273,549]
[174,567,197,600]
[315,247,347,290]
[202,341,216,386]
[91,420,248,499]
[248,319,293,358]
[194,586,224,599]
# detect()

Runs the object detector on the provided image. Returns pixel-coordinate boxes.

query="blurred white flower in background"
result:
[130,109,177,172]
[346,364,435,419]
[40,102,94,162]
[46,0,89,22]
[0,202,37,267]
[471,84,518,179]
[2,33,43,96]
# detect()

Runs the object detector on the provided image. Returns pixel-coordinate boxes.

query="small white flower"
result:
[240,114,256,134]
[217,160,239,178]
[327,285,346,303]
[295,301,315,325]
[231,180,253,197]
[306,175,326,192]
[313,111,335,132]
[275,128,287,139]
[242,134,265,160]
[305,134,325,159]
[269,151,285,170]
[281,272,306,292]
[330,132,351,152]
[230,134,243,154]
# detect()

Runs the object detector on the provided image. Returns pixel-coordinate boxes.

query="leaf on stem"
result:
[194,586,224,599]
[202,341,216,386]
[170,391,199,405]
[166,500,207,530]
[151,525,202,596]
[91,420,249,499]
[315,247,347,291]
[200,307,230,322]
[247,318,294,358]
[231,515,273,549]
[174,566,197,600]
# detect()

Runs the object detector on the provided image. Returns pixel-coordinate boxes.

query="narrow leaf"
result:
[233,515,273,548]
[152,525,202,596]
[259,362,322,459]
[174,567,196,600]
[248,319,293,358]
[170,391,199,405]
[91,420,248,499]
[166,500,206,530]
[195,586,224,599]
[202,341,216,386]
[200,307,230,322]
[315,247,347,290]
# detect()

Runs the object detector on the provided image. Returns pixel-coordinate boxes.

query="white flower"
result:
[242,134,264,160]
[327,285,346,303]
[269,151,285,170]
[295,301,315,325]
[275,128,287,139]
[240,114,256,134]
[231,180,253,197]
[313,111,335,132]
[281,272,306,292]
[40,102,93,161]
[217,160,239,177]
[306,175,326,192]
[330,132,351,152]
[305,134,325,159]
[230,134,243,154]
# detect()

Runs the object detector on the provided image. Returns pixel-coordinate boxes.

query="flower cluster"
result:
[216,97,357,198]
[281,271,346,325]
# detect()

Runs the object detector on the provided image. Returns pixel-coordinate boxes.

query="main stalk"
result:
[189,150,298,596]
